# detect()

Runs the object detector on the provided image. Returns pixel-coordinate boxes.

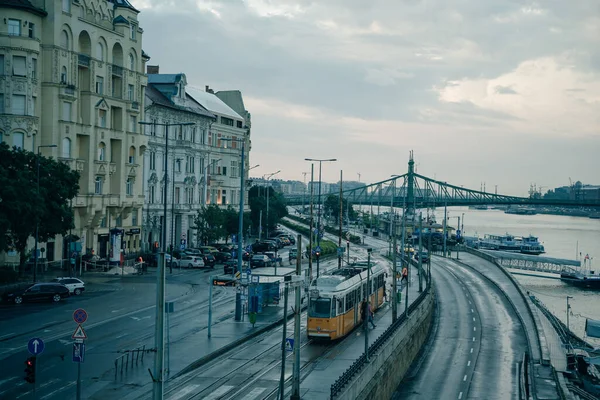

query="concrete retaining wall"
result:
[338,290,435,400]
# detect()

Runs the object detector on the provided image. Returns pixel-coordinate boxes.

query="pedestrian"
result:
[401,266,408,286]
[383,285,387,302]
[368,302,376,329]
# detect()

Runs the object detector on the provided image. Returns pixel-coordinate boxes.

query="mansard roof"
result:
[107,0,139,13]
[0,0,47,16]
[113,15,130,25]
[146,85,216,120]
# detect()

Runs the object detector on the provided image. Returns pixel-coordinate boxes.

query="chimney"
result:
[205,85,214,94]
[147,65,159,74]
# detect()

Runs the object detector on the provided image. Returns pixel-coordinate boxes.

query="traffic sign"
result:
[72,342,85,363]
[315,246,321,253]
[27,338,45,355]
[285,338,294,352]
[346,232,351,240]
[236,271,242,279]
[246,268,252,275]
[251,275,259,284]
[72,324,88,340]
[73,308,88,324]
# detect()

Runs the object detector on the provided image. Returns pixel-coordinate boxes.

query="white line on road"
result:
[40,381,75,399]
[463,375,467,381]
[202,385,233,400]
[467,360,471,367]
[473,327,476,331]
[0,333,16,341]
[169,384,200,400]
[472,317,475,322]
[471,309,474,313]
[112,309,125,313]
[458,392,463,399]
[240,387,267,400]
[472,337,475,342]
[470,348,473,353]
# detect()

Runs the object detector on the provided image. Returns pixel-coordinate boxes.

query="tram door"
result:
[353,288,359,324]
[374,277,379,307]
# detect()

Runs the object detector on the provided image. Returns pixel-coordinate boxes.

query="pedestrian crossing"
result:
[168,384,272,400]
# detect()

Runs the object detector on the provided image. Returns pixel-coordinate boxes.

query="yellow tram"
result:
[307,262,386,340]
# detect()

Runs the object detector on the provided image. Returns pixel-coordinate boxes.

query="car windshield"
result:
[309,298,331,318]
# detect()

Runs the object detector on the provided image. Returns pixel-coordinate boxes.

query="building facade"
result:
[0,0,148,262]
[142,71,215,251]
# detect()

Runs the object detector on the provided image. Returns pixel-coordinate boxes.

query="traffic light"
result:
[24,356,36,384]
[315,250,321,259]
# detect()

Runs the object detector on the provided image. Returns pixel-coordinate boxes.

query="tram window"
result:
[337,297,343,315]
[309,298,331,318]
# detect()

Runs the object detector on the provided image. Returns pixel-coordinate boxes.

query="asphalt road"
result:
[394,256,527,400]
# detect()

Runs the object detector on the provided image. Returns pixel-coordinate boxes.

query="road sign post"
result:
[28,338,45,355]
[71,308,87,400]
[208,276,214,338]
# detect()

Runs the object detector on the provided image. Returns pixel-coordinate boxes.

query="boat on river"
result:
[472,233,545,255]
[561,256,599,288]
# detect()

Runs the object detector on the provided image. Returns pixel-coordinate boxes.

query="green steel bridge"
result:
[284,153,600,210]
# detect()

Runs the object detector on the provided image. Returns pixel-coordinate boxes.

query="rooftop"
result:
[186,86,244,121]
[0,0,47,16]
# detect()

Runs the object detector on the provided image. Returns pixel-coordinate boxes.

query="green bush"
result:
[286,215,362,245]
[279,220,337,256]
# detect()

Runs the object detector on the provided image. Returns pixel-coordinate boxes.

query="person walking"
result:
[401,266,408,287]
[368,301,376,329]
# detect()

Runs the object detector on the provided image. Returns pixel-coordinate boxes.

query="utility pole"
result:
[418,213,423,292]
[338,170,343,269]
[258,210,262,241]
[401,185,408,315]
[392,217,398,321]
[302,172,308,215]
[456,216,461,260]
[308,164,314,282]
[443,201,447,257]
[291,235,302,400]
[364,248,372,361]
[279,282,289,400]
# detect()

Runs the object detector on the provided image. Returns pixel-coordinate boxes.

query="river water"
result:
[434,208,600,346]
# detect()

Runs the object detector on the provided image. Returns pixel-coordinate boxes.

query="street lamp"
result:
[34,144,57,283]
[170,157,182,266]
[139,120,194,400]
[263,170,280,239]
[305,158,337,279]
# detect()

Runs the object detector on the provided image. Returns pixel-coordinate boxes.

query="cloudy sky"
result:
[137,0,600,196]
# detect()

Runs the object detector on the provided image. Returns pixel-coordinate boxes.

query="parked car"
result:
[175,255,205,268]
[265,251,283,266]
[183,249,203,257]
[289,248,298,261]
[414,251,430,263]
[3,283,70,304]
[215,252,233,263]
[250,254,272,268]
[280,234,295,245]
[223,260,237,275]
[149,253,178,268]
[51,277,85,295]
[203,253,216,268]
[199,246,219,255]
[242,250,253,261]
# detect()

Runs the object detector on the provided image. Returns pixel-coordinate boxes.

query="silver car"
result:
[176,255,205,268]
[52,277,85,295]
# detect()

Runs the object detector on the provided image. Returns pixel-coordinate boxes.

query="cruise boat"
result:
[561,257,599,288]
[518,235,546,255]
[472,233,545,255]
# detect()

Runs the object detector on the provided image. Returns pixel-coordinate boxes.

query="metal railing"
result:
[330,285,431,398]
[114,345,147,380]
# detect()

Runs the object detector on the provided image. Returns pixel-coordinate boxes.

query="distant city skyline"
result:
[138,1,600,196]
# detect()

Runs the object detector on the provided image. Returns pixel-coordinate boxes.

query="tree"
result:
[248,186,289,237]
[323,194,357,223]
[0,143,79,276]
[223,206,239,243]
[193,204,226,245]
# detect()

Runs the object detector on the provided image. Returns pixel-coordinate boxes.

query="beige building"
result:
[0,0,148,263]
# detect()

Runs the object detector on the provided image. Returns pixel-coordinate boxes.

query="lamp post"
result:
[567,296,573,331]
[139,120,193,400]
[263,170,280,239]
[34,144,57,283]
[304,158,337,278]
[170,157,182,266]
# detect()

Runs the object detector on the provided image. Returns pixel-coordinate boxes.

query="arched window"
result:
[129,53,135,70]
[98,142,106,161]
[96,42,104,61]
[61,66,67,84]
[12,132,24,149]
[60,30,69,49]
[128,146,135,164]
[94,176,103,194]
[126,177,133,195]
[62,137,72,158]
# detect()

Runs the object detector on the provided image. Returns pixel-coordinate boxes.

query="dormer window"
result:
[130,24,136,40]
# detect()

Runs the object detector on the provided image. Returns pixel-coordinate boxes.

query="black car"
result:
[203,254,216,268]
[214,252,233,263]
[3,283,70,304]
[223,260,236,275]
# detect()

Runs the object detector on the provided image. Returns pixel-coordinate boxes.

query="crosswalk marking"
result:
[169,384,200,400]
[203,385,234,400]
[240,387,267,400]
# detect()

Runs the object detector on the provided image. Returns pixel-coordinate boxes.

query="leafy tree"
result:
[248,186,289,237]
[323,194,357,223]
[223,206,239,243]
[0,143,79,276]
[193,204,225,245]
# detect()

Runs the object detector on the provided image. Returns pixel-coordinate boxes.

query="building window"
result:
[62,137,72,158]
[200,129,206,144]
[222,166,227,176]
[116,216,122,226]
[30,96,36,116]
[62,0,71,13]
[8,19,20,36]
[98,142,106,161]
[62,101,72,121]
[222,190,227,205]
[190,157,195,173]
[61,66,67,84]
[175,187,180,204]
[129,115,137,132]
[149,151,156,170]
[221,116,234,126]
[191,127,196,143]
[149,185,155,204]
[0,96,4,114]
[28,22,35,39]
[60,30,69,49]
[98,109,107,127]
[176,159,181,173]
[126,178,133,195]
[129,53,135,70]
[128,84,134,101]
[96,42,104,61]
[96,76,104,94]
[130,24,136,40]
[12,132,24,149]
[12,56,26,76]
[31,58,37,79]
[94,176,103,194]
[237,120,243,128]
[128,146,135,164]
[231,160,238,178]
[0,55,4,75]
[132,209,138,226]
[12,95,26,115]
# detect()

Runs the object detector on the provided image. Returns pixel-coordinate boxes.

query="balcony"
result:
[112,65,123,77]
[131,101,139,110]
[78,54,90,68]
[102,194,120,207]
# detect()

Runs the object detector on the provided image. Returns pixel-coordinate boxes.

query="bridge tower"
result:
[407,151,415,216]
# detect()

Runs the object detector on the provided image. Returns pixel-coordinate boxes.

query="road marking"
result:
[470,348,473,353]
[240,387,267,400]
[468,300,471,304]
[458,392,463,399]
[169,384,200,400]
[472,317,475,322]
[473,327,476,331]
[472,337,475,342]
[40,381,75,399]
[115,333,128,339]
[467,360,471,367]
[463,374,467,381]
[202,385,233,400]
[0,333,16,341]
[471,309,474,313]
[112,309,125,313]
